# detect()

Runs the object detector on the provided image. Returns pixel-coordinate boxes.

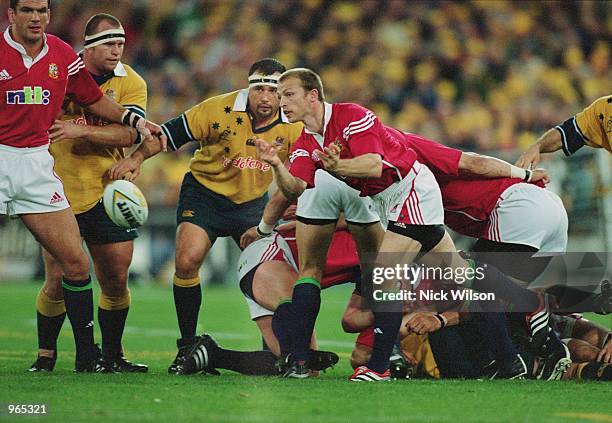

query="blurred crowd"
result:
[0,0,609,281]
[2,0,609,205]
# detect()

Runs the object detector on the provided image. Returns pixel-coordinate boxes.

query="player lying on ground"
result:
[29,13,148,374]
[256,68,564,381]
[177,209,362,375]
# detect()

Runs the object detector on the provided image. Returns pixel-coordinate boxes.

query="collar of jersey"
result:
[4,26,49,69]
[304,102,332,136]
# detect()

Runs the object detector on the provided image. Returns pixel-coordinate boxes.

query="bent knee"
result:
[175,253,204,278]
[59,252,90,280]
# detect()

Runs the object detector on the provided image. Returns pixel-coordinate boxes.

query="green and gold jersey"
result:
[557,95,611,156]
[50,62,147,214]
[161,89,303,204]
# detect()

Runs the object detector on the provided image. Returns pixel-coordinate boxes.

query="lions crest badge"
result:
[48,63,59,79]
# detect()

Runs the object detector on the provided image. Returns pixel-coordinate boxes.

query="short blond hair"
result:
[279,68,325,101]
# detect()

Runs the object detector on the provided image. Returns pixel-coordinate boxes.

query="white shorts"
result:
[297,169,379,223]
[237,233,297,320]
[0,144,69,216]
[484,183,568,255]
[371,161,444,228]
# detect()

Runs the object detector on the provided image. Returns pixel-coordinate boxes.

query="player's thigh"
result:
[20,208,89,278]
[295,221,336,280]
[88,240,134,296]
[347,221,384,260]
[41,247,65,300]
[175,222,213,277]
[252,260,297,310]
[420,231,466,273]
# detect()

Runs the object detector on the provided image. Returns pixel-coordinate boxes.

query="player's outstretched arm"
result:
[516,128,563,168]
[49,120,137,147]
[459,152,550,184]
[84,95,167,151]
[255,139,306,201]
[316,144,382,178]
[107,134,164,181]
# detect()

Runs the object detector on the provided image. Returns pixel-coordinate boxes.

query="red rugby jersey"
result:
[0,29,103,148]
[289,102,417,196]
[277,226,360,289]
[401,134,528,238]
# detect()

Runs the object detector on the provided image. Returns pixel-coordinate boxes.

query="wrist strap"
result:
[257,220,274,237]
[121,110,143,129]
[434,313,447,329]
[524,168,533,182]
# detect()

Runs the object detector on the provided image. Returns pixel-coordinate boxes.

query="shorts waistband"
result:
[0,143,50,154]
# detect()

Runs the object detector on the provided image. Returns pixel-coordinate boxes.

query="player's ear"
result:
[8,8,15,24]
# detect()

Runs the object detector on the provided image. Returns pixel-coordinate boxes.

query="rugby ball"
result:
[103,180,148,229]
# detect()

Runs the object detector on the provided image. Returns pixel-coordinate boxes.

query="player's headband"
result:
[248,73,279,88]
[84,28,126,49]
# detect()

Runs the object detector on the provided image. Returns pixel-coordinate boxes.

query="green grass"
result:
[0,282,610,422]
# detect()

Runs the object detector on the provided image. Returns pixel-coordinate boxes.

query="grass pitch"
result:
[0,282,610,422]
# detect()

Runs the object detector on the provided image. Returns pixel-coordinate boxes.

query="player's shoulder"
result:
[585,95,611,113]
[45,34,76,56]
[119,63,147,88]
[206,89,241,107]
[333,102,376,125]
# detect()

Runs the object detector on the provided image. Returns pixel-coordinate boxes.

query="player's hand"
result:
[597,339,612,364]
[240,226,262,249]
[530,168,550,185]
[49,120,86,142]
[516,145,541,169]
[282,204,297,221]
[315,144,341,172]
[405,312,442,335]
[255,138,282,167]
[107,156,142,181]
[141,120,167,152]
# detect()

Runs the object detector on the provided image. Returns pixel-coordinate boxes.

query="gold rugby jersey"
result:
[50,61,147,214]
[162,89,303,204]
[557,95,611,155]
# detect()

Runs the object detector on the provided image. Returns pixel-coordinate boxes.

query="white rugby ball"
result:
[103,180,148,229]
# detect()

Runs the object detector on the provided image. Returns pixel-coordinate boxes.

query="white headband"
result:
[84,28,125,49]
[248,73,280,88]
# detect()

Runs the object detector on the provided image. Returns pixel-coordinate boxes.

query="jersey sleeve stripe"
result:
[556,116,585,156]
[67,63,85,76]
[289,149,310,163]
[572,117,589,142]
[181,114,195,141]
[162,113,194,151]
[67,57,84,72]
[124,105,146,118]
[343,115,375,139]
[555,125,570,156]
[162,124,178,151]
[342,112,375,139]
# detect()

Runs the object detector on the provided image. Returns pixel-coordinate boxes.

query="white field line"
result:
[23,319,356,349]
